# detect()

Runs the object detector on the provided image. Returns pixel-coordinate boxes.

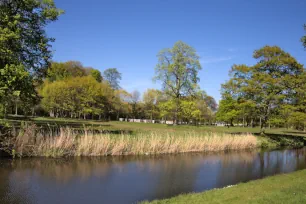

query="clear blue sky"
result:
[47,0,306,102]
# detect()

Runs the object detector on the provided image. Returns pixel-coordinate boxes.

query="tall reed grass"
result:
[1,124,258,157]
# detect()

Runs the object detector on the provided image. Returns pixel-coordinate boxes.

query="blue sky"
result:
[47,0,306,102]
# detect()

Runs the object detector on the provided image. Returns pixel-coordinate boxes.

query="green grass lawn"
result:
[143,169,306,204]
[1,116,305,137]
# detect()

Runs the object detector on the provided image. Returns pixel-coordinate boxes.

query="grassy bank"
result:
[143,169,306,204]
[2,116,306,136]
[1,124,258,157]
[1,117,306,157]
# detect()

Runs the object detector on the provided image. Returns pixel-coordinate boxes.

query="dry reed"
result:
[2,125,258,157]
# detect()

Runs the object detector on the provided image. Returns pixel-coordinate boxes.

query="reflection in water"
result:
[1,148,306,204]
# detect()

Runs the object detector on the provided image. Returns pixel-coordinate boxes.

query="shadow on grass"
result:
[283,131,306,135]
[254,133,306,147]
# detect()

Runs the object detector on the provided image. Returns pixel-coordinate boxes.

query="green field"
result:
[1,116,306,137]
[143,169,306,204]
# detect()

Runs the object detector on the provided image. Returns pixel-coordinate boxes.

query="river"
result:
[1,148,306,204]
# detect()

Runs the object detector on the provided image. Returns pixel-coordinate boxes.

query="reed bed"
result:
[2,125,258,157]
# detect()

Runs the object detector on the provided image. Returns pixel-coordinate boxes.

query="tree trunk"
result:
[116,111,119,121]
[15,101,18,116]
[260,118,266,134]
[174,97,179,125]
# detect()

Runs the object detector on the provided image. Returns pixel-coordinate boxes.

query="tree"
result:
[0,0,63,72]
[143,89,161,120]
[0,64,37,116]
[216,96,239,126]
[90,69,102,82]
[0,0,63,115]
[154,41,202,124]
[288,112,306,131]
[103,68,122,90]
[180,99,201,125]
[47,61,86,82]
[222,46,305,132]
[158,99,176,121]
[112,89,131,120]
[302,24,306,49]
[195,91,217,124]
[237,99,256,127]
[40,76,112,119]
[130,90,140,119]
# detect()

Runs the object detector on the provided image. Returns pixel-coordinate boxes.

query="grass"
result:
[142,169,306,204]
[1,124,258,157]
[2,116,306,136]
[1,116,306,157]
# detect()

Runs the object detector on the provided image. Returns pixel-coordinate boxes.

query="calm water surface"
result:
[1,148,306,204]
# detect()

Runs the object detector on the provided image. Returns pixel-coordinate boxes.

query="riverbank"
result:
[1,118,306,157]
[144,169,306,204]
[1,124,258,157]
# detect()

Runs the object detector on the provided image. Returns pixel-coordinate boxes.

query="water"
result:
[1,148,306,204]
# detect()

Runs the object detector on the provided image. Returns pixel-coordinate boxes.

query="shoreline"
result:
[143,169,306,204]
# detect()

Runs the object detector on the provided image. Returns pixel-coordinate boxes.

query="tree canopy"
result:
[103,68,122,90]
[0,0,63,116]
[218,46,306,131]
[154,41,202,124]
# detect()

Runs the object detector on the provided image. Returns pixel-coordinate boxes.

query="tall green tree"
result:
[103,68,122,90]
[216,96,239,126]
[222,46,305,132]
[0,0,63,115]
[154,41,202,124]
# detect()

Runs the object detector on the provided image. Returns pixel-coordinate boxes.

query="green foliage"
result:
[302,24,306,49]
[180,100,201,123]
[143,89,162,120]
[216,96,239,125]
[103,68,122,90]
[158,99,176,119]
[0,64,37,116]
[154,41,202,123]
[47,61,86,82]
[0,0,62,117]
[221,46,306,130]
[40,76,113,119]
[288,111,306,131]
[0,0,63,75]
[90,69,102,82]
